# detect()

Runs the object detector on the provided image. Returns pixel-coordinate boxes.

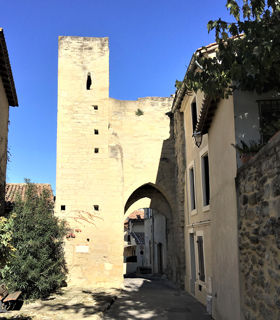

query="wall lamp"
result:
[192,131,203,148]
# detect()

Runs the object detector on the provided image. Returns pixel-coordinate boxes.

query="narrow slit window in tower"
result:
[86,72,92,90]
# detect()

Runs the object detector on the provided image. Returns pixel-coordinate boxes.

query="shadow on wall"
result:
[151,112,185,286]
[124,113,185,287]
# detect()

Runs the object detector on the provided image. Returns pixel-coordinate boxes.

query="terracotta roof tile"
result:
[5,183,54,203]
[126,209,144,221]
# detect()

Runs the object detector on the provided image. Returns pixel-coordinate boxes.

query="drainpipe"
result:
[152,209,155,273]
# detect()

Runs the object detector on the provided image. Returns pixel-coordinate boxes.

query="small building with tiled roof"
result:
[0,28,18,216]
[5,183,54,214]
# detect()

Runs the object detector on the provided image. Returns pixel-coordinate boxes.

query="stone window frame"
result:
[188,160,197,216]
[189,94,199,147]
[190,97,198,133]
[199,145,210,212]
[195,230,206,286]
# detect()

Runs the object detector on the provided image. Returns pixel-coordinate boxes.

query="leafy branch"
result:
[177,0,280,99]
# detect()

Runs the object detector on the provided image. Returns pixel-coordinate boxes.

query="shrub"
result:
[135,108,144,116]
[1,180,68,300]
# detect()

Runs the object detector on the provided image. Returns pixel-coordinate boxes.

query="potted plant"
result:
[231,140,265,164]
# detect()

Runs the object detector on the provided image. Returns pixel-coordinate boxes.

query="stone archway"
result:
[55,35,186,288]
[124,183,175,281]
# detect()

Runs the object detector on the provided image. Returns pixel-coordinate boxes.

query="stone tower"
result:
[56,36,184,288]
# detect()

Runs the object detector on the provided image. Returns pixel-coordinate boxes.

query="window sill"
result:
[191,209,198,216]
[203,205,210,212]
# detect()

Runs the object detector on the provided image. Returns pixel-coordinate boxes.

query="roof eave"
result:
[171,53,197,113]
[0,28,18,107]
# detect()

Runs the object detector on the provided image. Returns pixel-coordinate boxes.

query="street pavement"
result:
[103,276,212,320]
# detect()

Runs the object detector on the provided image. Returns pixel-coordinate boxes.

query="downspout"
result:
[152,210,155,273]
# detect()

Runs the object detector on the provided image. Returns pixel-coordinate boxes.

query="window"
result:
[189,165,196,211]
[94,148,99,153]
[86,72,92,90]
[258,99,280,143]
[191,101,198,132]
[93,105,98,110]
[94,205,99,211]
[201,152,210,207]
[197,236,205,282]
[61,205,66,211]
[94,129,99,135]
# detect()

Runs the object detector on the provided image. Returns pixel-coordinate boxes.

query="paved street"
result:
[104,276,212,320]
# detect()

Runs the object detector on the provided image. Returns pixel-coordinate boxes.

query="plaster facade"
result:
[56,36,185,288]
[0,75,9,216]
[0,28,18,216]
[172,37,280,318]
[144,209,167,274]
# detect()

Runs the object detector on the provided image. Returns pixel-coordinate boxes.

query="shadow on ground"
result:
[0,287,121,320]
[104,276,212,320]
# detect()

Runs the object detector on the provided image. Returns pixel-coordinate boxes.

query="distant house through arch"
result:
[124,183,174,279]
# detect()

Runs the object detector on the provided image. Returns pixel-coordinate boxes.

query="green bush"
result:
[135,108,144,116]
[0,180,68,300]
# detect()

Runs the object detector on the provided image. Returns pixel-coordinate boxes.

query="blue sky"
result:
[1,0,231,194]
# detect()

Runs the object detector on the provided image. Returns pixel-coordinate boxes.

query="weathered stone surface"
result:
[237,135,280,320]
[249,236,259,244]
[249,193,259,206]
[268,269,280,282]
[251,255,257,265]
[246,207,255,220]
[244,309,257,320]
[257,270,265,288]
[264,184,270,199]
[258,259,264,266]
[241,194,249,205]
[272,175,280,197]
[259,302,273,320]
[275,296,280,309]
[260,201,269,217]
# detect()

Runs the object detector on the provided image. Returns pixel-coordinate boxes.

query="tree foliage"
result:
[0,180,68,300]
[177,0,280,99]
[0,215,16,268]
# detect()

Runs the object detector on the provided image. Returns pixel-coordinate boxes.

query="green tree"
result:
[1,180,68,300]
[177,0,280,99]
[0,215,16,268]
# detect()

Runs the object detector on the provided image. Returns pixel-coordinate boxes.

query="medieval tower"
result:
[56,36,185,288]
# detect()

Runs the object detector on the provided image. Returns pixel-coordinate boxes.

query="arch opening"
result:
[123,208,168,277]
[124,183,173,220]
[123,184,175,281]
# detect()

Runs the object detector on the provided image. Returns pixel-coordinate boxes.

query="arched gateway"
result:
[55,36,185,289]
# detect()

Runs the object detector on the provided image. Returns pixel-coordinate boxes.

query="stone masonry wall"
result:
[236,133,280,320]
[56,36,184,288]
[173,109,186,287]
